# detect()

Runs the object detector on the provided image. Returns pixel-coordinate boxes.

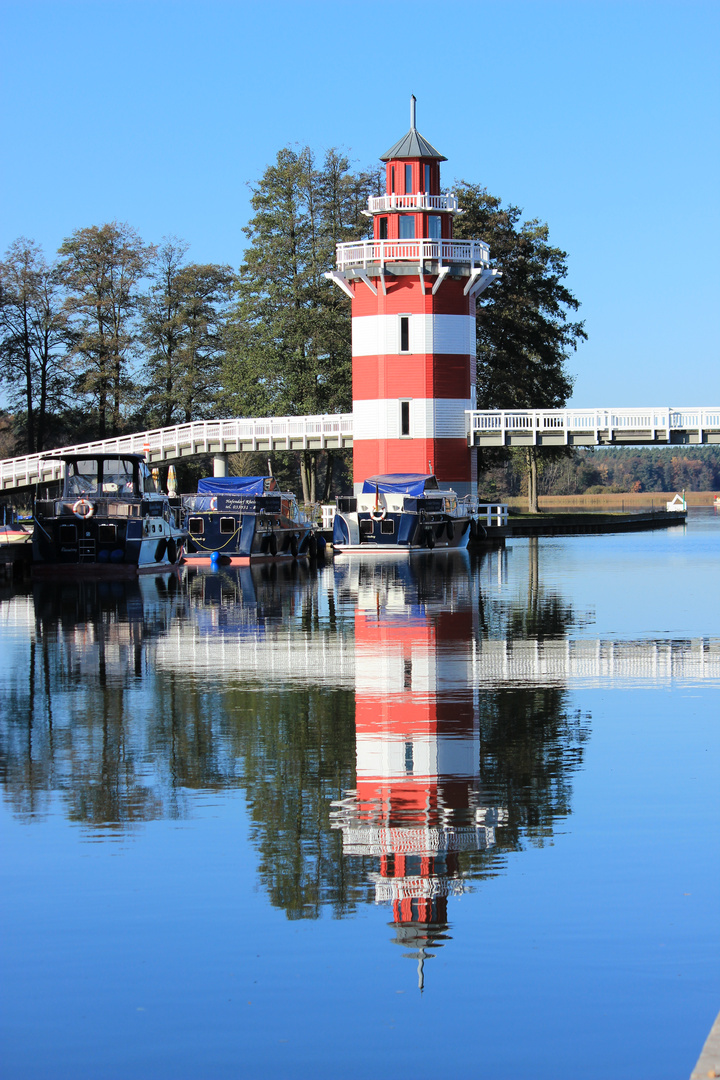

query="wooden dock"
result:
[471,508,687,541]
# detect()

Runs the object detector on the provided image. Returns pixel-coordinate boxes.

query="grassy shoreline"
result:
[501,491,717,511]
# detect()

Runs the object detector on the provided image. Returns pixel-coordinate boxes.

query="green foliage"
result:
[224,146,379,417]
[454,185,585,509]
[222,146,380,500]
[1,151,590,511]
[479,445,720,497]
[139,239,234,426]
[57,222,155,437]
[453,184,585,410]
[582,446,720,493]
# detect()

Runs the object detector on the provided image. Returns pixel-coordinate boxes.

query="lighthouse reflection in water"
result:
[331,556,505,988]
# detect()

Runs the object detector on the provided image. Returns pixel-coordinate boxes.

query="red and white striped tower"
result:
[327,98,499,497]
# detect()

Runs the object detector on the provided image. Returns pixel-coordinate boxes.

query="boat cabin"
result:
[61,455,157,500]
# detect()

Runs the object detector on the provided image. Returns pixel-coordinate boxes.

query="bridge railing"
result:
[468,407,720,442]
[0,413,355,491]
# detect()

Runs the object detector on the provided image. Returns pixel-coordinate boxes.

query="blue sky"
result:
[1,0,718,408]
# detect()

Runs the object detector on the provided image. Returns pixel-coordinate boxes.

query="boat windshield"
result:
[64,458,139,498]
[65,459,100,497]
[101,458,138,496]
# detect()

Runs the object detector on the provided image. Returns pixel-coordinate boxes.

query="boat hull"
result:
[181,507,317,564]
[32,506,186,575]
[332,510,471,554]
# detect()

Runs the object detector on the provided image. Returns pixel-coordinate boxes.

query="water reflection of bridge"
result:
[3,589,718,689]
[150,631,720,687]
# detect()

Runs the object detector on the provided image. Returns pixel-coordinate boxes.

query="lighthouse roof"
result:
[380,128,446,162]
[380,96,446,161]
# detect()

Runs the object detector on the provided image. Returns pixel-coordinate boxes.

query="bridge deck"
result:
[0,407,718,491]
[0,414,354,492]
[469,407,720,447]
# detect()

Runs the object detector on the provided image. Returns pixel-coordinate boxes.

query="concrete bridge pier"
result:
[213,453,229,478]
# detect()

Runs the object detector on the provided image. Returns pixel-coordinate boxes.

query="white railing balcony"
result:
[366,192,459,214]
[335,238,490,272]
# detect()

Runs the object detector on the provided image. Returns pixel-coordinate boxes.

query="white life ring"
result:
[371,507,387,522]
[72,499,95,519]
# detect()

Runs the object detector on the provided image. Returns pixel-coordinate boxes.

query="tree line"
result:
[1,144,586,503]
[481,445,720,498]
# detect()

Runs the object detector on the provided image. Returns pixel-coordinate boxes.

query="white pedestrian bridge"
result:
[0,406,718,492]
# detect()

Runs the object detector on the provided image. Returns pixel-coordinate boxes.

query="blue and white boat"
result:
[331,474,472,554]
[181,476,318,564]
[32,453,186,574]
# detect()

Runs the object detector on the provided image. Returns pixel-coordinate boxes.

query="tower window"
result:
[378,216,388,240]
[400,318,410,353]
[391,166,395,192]
[424,164,431,192]
[400,400,410,435]
[405,164,412,193]
[428,215,441,239]
[398,215,414,240]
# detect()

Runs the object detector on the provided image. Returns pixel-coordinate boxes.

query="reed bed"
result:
[502,491,718,511]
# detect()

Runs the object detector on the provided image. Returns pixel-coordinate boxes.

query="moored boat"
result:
[180,476,318,564]
[331,474,472,554]
[32,454,186,574]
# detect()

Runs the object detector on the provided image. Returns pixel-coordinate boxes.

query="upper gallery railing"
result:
[335,238,490,271]
[468,407,720,441]
[0,413,354,491]
[366,192,459,214]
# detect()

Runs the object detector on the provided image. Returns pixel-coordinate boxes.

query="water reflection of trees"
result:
[0,550,591,928]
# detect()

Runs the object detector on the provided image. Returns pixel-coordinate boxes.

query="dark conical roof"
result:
[380,128,446,162]
[380,96,446,161]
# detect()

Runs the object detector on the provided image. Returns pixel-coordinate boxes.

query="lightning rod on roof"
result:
[410,95,416,130]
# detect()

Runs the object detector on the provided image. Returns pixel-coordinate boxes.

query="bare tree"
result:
[0,238,70,452]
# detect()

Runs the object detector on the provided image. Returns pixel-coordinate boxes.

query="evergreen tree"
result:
[57,222,154,437]
[138,238,189,428]
[140,239,234,426]
[453,185,586,510]
[223,146,379,501]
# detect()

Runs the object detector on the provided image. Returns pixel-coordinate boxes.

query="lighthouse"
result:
[327,98,499,497]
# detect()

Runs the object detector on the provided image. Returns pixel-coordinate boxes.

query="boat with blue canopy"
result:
[331,474,472,554]
[180,476,317,564]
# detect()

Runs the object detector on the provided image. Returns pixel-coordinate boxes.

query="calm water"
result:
[1,511,718,1079]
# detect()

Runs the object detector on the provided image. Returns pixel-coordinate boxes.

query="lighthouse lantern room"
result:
[326,98,500,497]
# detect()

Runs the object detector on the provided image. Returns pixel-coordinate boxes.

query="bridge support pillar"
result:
[213,453,228,478]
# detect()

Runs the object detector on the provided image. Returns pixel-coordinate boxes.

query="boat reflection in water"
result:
[331,555,506,987]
